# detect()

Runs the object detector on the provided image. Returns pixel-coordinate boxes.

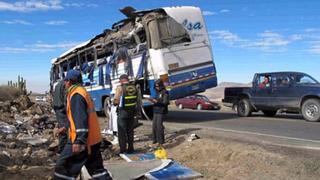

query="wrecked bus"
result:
[50,6,217,121]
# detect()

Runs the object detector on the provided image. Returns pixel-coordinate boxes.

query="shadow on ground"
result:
[164,109,238,123]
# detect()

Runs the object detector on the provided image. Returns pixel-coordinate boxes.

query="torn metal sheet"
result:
[120,152,202,180]
[120,152,155,162]
[145,161,203,180]
[104,159,171,180]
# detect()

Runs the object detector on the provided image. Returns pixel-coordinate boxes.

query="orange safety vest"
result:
[66,85,101,153]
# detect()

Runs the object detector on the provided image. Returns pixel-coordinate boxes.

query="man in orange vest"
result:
[54,69,112,180]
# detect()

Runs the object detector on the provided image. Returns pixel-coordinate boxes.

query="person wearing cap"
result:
[52,79,68,154]
[148,79,169,146]
[113,74,137,154]
[54,69,112,180]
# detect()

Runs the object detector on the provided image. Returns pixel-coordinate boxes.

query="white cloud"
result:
[203,10,216,16]
[0,41,81,53]
[210,30,242,44]
[64,3,98,8]
[0,1,98,12]
[290,34,303,41]
[45,20,67,25]
[210,30,302,52]
[0,0,63,12]
[253,31,290,47]
[309,42,320,54]
[0,47,29,53]
[1,19,32,25]
[220,9,230,13]
[87,4,98,8]
[305,28,320,33]
[211,29,320,54]
[33,42,79,49]
[64,3,81,7]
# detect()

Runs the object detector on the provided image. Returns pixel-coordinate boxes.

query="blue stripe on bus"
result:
[169,66,216,83]
[87,88,111,111]
[168,66,217,100]
[169,76,217,100]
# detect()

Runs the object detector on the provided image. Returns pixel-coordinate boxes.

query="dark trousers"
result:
[54,142,112,180]
[55,108,68,153]
[152,113,164,144]
[58,133,68,154]
[117,109,134,153]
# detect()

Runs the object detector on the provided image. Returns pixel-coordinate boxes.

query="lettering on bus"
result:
[182,19,203,31]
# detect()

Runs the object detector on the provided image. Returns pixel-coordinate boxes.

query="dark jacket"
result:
[70,93,88,145]
[53,80,66,109]
[52,80,68,128]
[153,89,169,114]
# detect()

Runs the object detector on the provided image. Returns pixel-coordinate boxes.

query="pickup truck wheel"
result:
[178,104,183,109]
[262,110,277,117]
[302,99,320,122]
[196,104,202,110]
[237,99,252,117]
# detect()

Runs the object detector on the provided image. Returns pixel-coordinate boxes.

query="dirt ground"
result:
[1,119,320,180]
[132,122,320,180]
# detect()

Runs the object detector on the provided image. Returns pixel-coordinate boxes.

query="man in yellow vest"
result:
[113,74,137,154]
[54,69,112,180]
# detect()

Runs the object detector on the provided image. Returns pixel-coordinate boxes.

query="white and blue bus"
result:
[50,6,217,125]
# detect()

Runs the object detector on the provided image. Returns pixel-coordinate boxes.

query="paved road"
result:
[165,109,320,141]
[162,109,320,150]
[100,108,320,150]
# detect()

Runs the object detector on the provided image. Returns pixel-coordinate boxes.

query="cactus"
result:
[7,75,28,95]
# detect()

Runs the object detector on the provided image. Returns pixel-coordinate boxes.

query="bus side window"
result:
[147,16,191,49]
[157,17,191,47]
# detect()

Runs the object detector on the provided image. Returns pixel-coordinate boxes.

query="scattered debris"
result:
[2,150,11,158]
[48,140,59,152]
[18,136,48,146]
[187,133,200,142]
[0,122,17,134]
[0,95,58,177]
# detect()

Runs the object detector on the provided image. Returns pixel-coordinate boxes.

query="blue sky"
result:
[0,0,319,92]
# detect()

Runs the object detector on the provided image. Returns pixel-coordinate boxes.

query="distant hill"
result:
[201,82,251,101]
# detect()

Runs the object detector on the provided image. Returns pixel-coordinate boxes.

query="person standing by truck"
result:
[148,79,169,146]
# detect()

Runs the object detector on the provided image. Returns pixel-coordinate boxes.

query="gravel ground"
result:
[1,117,320,180]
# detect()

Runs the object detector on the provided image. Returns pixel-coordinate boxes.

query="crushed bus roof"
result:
[52,6,200,65]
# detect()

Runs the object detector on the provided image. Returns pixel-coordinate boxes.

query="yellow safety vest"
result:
[121,83,137,110]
